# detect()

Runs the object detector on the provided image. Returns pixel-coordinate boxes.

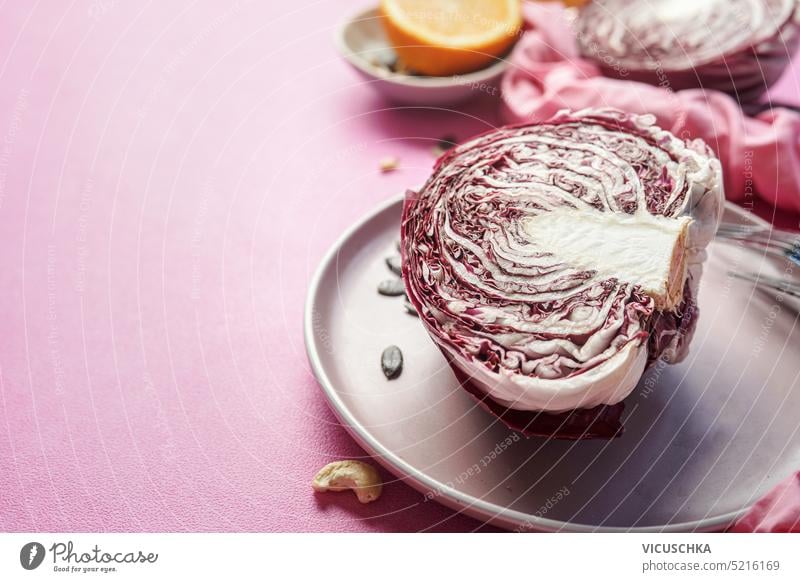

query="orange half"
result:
[380,0,523,76]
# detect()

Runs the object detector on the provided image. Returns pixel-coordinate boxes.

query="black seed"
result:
[404,302,419,317]
[381,345,403,380]
[386,255,402,276]
[438,135,457,150]
[378,278,405,296]
[432,136,459,158]
[386,57,398,71]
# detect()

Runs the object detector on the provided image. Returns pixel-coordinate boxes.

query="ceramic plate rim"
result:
[303,194,770,532]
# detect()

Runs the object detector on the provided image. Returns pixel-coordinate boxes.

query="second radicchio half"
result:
[401,109,724,440]
[576,0,800,101]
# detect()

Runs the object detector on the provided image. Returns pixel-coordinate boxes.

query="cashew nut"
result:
[312,460,383,504]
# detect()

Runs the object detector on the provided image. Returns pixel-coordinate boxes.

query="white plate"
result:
[304,195,800,532]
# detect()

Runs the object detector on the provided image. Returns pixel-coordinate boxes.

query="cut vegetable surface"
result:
[401,108,724,439]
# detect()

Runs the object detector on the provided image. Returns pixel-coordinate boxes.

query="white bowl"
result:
[335,7,512,106]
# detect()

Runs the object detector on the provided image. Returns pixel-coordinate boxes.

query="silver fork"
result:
[728,271,800,300]
[716,222,800,299]
[715,222,800,267]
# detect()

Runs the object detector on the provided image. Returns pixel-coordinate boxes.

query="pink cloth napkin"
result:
[502,4,800,532]
[731,471,800,532]
[501,4,800,214]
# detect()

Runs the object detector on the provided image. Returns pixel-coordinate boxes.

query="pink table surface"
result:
[0,0,797,533]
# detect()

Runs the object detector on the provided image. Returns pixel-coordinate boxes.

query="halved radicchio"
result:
[401,109,723,440]
[576,0,800,101]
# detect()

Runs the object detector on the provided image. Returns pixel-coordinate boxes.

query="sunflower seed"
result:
[381,345,403,380]
[439,135,457,148]
[432,135,457,157]
[378,278,405,296]
[403,301,418,317]
[386,255,402,276]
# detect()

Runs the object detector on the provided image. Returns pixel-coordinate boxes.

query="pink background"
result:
[0,0,796,532]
